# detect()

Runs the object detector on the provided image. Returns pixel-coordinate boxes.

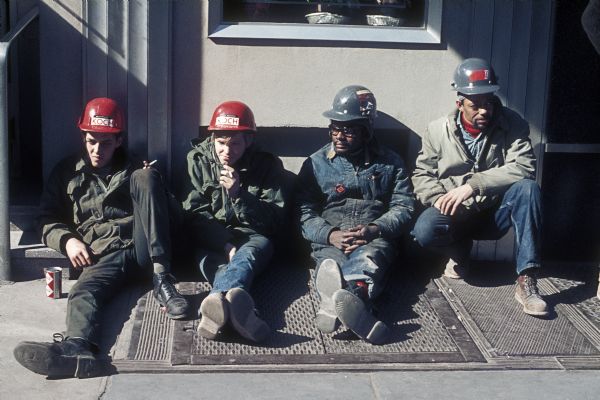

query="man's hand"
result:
[219,165,241,199]
[329,225,381,254]
[65,237,93,268]
[224,242,237,262]
[434,184,474,216]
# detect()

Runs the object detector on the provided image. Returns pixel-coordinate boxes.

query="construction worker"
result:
[411,58,548,317]
[182,101,286,343]
[13,97,190,378]
[296,85,415,344]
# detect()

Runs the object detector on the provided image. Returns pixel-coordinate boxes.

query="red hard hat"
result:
[78,97,124,134]
[208,101,256,133]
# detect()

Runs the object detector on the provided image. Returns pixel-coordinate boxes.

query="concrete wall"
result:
[38,0,555,261]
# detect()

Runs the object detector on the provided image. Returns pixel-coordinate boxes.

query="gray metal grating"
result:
[441,275,600,357]
[180,265,469,365]
[132,290,173,361]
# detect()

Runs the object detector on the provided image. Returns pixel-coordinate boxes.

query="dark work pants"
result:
[65,169,176,346]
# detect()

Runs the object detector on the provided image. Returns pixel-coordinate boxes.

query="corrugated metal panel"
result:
[83,0,107,100]
[127,0,148,160]
[40,0,83,181]
[147,1,172,177]
[107,0,128,123]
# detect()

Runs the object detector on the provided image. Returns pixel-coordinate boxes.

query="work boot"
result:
[333,285,389,345]
[443,258,469,279]
[13,335,109,378]
[314,259,343,333]
[225,288,270,343]
[198,292,229,340]
[153,272,190,320]
[515,272,549,317]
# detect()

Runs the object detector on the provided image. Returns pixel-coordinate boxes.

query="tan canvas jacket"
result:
[412,99,536,212]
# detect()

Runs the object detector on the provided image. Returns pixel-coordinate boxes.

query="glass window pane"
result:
[223,1,426,28]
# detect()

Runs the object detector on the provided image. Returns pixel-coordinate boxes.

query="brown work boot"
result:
[515,273,549,317]
[443,258,469,279]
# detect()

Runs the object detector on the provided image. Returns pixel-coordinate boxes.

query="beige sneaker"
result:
[197,292,228,340]
[443,258,469,279]
[515,274,549,317]
[226,288,270,343]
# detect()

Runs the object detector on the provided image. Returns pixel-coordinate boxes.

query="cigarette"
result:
[148,160,157,166]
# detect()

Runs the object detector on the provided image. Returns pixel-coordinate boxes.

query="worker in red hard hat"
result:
[181,101,286,343]
[13,97,190,378]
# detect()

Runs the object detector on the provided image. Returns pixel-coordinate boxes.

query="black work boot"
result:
[153,272,190,319]
[333,280,389,345]
[515,271,549,317]
[13,335,109,378]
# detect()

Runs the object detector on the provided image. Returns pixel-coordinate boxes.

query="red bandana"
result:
[461,113,482,139]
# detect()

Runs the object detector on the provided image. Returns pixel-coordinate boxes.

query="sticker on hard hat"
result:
[216,115,240,127]
[356,90,375,116]
[468,69,489,82]
[91,116,115,127]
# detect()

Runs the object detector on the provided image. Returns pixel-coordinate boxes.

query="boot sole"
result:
[333,289,389,345]
[514,293,549,317]
[13,342,104,378]
[226,288,270,343]
[198,293,228,340]
[315,259,343,333]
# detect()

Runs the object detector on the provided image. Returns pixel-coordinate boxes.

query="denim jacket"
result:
[296,141,415,245]
[37,149,137,257]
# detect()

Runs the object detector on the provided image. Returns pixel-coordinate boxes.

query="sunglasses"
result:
[329,124,361,138]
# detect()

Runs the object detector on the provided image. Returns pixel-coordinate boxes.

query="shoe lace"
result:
[158,274,183,302]
[522,275,540,296]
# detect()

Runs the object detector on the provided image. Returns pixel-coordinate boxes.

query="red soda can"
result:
[44,267,62,299]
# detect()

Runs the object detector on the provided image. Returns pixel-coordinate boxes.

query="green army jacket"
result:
[181,137,286,252]
[412,99,536,212]
[37,149,137,257]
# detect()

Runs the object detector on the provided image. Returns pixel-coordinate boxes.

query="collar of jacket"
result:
[74,147,130,173]
[326,138,383,165]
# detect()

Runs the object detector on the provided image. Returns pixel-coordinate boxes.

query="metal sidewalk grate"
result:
[437,267,600,358]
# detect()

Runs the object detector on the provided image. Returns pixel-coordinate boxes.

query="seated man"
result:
[411,58,548,317]
[182,101,286,343]
[296,86,415,345]
[14,98,189,378]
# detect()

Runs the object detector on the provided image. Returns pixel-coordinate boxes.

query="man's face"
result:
[213,132,249,166]
[329,122,365,155]
[457,93,495,129]
[83,131,122,168]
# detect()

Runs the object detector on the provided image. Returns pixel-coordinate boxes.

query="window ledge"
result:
[208,0,442,44]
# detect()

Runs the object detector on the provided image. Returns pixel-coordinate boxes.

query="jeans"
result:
[196,231,273,294]
[65,168,176,345]
[311,238,397,299]
[412,179,542,274]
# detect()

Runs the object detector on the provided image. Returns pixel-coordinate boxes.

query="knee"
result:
[412,209,448,248]
[130,168,162,192]
[510,179,541,201]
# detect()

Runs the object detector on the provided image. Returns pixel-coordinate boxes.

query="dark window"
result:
[223,1,426,28]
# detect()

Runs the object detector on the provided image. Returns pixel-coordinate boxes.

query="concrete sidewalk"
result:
[2,278,600,400]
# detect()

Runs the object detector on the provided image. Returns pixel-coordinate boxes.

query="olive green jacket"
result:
[412,99,536,212]
[37,149,137,257]
[181,138,286,251]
